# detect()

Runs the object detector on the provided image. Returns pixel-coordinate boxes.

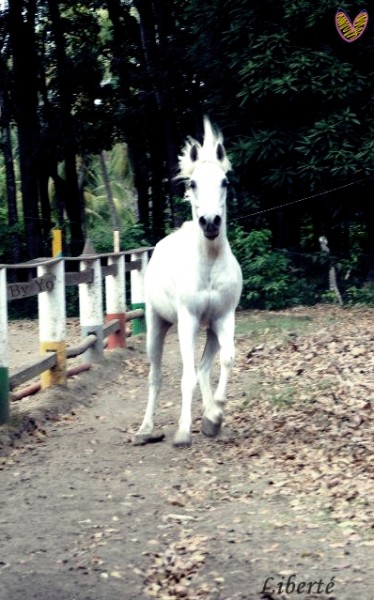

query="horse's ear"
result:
[190,144,198,162]
[216,143,225,162]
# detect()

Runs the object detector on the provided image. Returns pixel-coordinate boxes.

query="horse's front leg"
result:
[202,312,236,437]
[174,310,199,447]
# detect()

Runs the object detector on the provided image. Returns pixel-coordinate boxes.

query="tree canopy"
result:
[0,0,373,303]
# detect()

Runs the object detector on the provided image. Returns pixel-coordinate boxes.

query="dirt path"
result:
[0,307,373,600]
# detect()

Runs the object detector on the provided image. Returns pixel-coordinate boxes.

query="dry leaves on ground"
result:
[142,533,210,599]
[226,306,374,532]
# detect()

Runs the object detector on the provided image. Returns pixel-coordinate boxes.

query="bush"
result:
[346,283,374,306]
[230,227,290,309]
[229,226,322,309]
[87,220,147,253]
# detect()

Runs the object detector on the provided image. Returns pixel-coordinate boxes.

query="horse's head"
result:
[178,118,231,241]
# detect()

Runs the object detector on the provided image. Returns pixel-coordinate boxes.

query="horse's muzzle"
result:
[199,216,221,240]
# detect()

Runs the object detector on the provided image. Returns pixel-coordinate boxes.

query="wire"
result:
[11,176,373,227]
[231,177,371,222]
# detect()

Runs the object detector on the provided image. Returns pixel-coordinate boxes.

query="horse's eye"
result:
[221,178,229,188]
[189,180,197,190]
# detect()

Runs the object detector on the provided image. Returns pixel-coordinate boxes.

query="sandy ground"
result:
[0,307,373,600]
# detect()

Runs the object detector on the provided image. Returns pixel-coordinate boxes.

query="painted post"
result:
[130,250,148,334]
[113,230,120,253]
[0,267,9,423]
[79,256,104,362]
[105,253,127,348]
[52,229,63,257]
[38,259,67,389]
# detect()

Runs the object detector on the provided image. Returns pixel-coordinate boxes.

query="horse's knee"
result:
[181,368,197,392]
[149,365,162,388]
[220,346,235,369]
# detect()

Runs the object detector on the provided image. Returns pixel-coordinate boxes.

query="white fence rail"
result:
[0,247,153,424]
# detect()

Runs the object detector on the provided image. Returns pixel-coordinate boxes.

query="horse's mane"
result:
[177,117,231,179]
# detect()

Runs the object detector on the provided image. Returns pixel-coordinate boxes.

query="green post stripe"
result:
[0,366,9,424]
[131,303,146,335]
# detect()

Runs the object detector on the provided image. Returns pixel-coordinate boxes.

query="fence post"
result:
[37,259,67,389]
[319,236,343,306]
[79,256,104,362]
[105,254,126,348]
[0,267,9,423]
[52,229,63,257]
[130,250,148,334]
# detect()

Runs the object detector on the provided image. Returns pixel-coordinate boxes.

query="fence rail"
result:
[0,246,153,424]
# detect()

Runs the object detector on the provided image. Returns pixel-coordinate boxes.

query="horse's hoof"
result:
[202,416,222,437]
[173,431,192,448]
[133,432,165,446]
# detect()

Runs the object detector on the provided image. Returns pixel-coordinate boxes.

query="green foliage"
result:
[229,226,346,310]
[347,223,368,267]
[345,283,374,307]
[88,220,147,254]
[84,145,148,252]
[8,298,38,321]
[165,196,192,232]
[0,208,8,259]
[329,222,372,301]
[230,227,301,309]
[320,289,342,305]
[0,209,26,263]
[232,23,374,187]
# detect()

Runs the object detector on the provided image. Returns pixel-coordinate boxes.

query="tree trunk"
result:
[132,0,167,237]
[38,164,53,252]
[127,143,150,234]
[8,0,43,259]
[0,108,21,263]
[106,0,151,235]
[47,0,85,255]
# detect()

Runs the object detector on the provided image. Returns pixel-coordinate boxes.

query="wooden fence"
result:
[0,246,153,424]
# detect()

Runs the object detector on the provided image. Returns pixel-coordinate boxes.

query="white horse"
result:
[135,117,242,447]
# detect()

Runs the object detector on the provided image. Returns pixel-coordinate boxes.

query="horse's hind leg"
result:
[134,308,170,444]
[198,328,222,437]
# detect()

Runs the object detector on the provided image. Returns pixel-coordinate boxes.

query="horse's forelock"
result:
[177,118,231,179]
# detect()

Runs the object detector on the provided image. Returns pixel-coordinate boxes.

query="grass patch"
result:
[239,382,297,410]
[268,384,297,407]
[235,310,314,340]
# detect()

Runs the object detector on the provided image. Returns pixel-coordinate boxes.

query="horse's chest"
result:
[183,272,232,319]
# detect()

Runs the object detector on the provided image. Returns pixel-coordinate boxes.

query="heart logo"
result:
[335,9,369,43]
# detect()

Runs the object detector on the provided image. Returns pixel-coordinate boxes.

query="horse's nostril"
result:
[199,216,207,227]
[213,215,222,227]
